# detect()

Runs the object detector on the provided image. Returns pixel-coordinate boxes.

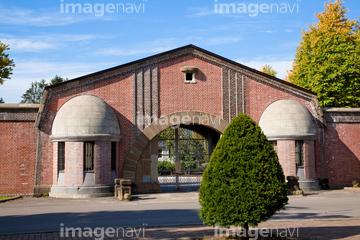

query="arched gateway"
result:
[18,44,339,198]
[122,111,229,193]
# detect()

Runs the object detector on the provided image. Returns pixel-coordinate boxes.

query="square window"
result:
[185,72,194,82]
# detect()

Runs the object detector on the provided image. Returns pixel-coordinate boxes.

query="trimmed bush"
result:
[199,113,288,230]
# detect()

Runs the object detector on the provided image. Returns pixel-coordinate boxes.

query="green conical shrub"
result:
[199,113,288,230]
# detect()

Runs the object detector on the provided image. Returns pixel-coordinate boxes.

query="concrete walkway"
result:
[0,190,359,239]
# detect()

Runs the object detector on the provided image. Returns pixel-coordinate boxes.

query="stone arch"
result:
[122,111,229,181]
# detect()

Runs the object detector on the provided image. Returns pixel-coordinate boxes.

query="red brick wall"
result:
[64,142,83,186]
[94,142,111,185]
[277,140,296,177]
[158,55,222,118]
[38,73,133,182]
[0,122,37,195]
[245,77,318,123]
[324,123,360,186]
[304,141,316,179]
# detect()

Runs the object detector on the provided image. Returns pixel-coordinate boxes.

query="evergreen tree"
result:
[289,0,360,107]
[199,113,288,233]
[0,97,4,103]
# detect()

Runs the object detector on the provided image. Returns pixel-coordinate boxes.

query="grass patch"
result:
[0,196,14,200]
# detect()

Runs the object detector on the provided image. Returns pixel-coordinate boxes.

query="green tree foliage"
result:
[158,128,209,172]
[289,0,360,107]
[260,64,277,77]
[0,97,4,103]
[0,41,15,85]
[20,75,68,104]
[199,113,288,232]
[158,161,175,174]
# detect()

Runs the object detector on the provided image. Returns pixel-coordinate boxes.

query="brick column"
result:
[52,142,58,185]
[94,142,111,185]
[304,141,316,179]
[65,142,83,186]
[277,140,296,177]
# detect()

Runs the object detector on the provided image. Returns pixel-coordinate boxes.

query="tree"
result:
[199,113,288,236]
[289,0,360,107]
[260,64,277,77]
[0,41,15,85]
[0,97,4,103]
[158,128,209,172]
[20,75,67,104]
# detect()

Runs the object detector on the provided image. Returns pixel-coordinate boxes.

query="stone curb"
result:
[0,196,22,203]
[344,187,360,191]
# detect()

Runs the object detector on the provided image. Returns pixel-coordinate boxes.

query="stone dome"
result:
[259,100,317,140]
[51,95,121,142]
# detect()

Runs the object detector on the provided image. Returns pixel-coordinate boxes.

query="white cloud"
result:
[260,30,277,33]
[0,60,113,103]
[0,6,84,26]
[0,34,99,52]
[0,5,119,27]
[2,38,57,52]
[187,7,216,17]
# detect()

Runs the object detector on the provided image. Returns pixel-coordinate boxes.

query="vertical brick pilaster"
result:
[304,141,316,179]
[277,140,296,177]
[65,142,83,186]
[94,142,111,185]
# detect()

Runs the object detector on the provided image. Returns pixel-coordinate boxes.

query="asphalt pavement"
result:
[0,189,359,237]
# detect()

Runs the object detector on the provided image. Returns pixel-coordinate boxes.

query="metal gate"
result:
[157,127,210,191]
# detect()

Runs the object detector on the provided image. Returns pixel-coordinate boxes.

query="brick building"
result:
[0,45,359,197]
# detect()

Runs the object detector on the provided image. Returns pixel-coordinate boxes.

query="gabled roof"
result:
[44,44,316,96]
[36,44,321,128]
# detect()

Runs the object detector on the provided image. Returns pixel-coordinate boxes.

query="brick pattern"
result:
[94,142,111,185]
[222,67,244,121]
[304,141,316,179]
[277,140,296,177]
[324,122,360,186]
[324,112,360,123]
[2,47,357,194]
[0,122,37,195]
[37,73,134,184]
[158,54,222,118]
[64,142,83,186]
[133,66,159,137]
[52,142,58,185]
[0,109,38,122]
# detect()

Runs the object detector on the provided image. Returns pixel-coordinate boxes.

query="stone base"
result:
[33,185,51,196]
[299,179,321,192]
[132,182,161,194]
[344,187,360,192]
[49,185,113,198]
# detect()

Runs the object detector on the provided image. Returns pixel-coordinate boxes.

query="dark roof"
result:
[45,44,316,96]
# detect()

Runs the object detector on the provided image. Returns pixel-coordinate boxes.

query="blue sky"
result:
[1,0,359,103]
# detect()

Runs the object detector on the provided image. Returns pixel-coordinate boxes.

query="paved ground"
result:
[0,189,359,239]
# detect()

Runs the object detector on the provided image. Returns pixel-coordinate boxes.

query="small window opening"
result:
[295,141,304,167]
[58,142,65,172]
[84,142,94,171]
[185,72,194,82]
[111,142,116,171]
